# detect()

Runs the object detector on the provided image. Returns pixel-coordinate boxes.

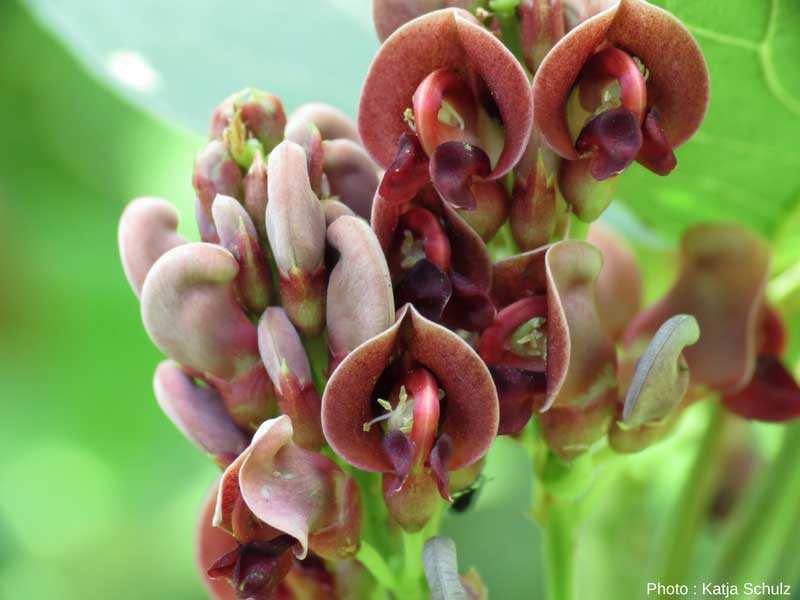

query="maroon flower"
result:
[372,183,496,331]
[624,223,800,424]
[533,0,709,220]
[485,241,617,458]
[321,304,498,531]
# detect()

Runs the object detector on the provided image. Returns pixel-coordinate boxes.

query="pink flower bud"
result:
[266,141,328,337]
[326,216,395,370]
[154,360,248,468]
[140,243,276,431]
[118,197,186,297]
[258,308,324,450]
[287,103,360,143]
[210,88,287,157]
[212,194,274,315]
[192,141,243,242]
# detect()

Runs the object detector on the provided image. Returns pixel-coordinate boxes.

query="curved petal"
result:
[239,416,361,560]
[372,0,475,42]
[326,216,395,363]
[322,139,379,220]
[322,304,498,472]
[118,196,186,297]
[533,0,709,159]
[321,198,356,226]
[492,245,549,307]
[723,356,800,422]
[623,223,770,393]
[587,222,641,339]
[196,483,239,600]
[154,360,248,467]
[371,190,493,292]
[543,240,617,411]
[141,243,260,379]
[287,103,360,143]
[359,8,533,179]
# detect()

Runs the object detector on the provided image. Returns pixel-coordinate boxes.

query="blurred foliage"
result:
[1,0,799,599]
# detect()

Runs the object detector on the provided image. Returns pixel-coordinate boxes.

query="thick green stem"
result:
[655,402,726,589]
[712,421,800,587]
[543,498,576,600]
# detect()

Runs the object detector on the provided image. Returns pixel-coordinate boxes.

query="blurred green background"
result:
[1,0,799,598]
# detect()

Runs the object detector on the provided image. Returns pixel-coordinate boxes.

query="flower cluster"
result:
[118,1,799,598]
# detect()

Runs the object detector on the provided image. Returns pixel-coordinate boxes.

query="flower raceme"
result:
[116,3,800,599]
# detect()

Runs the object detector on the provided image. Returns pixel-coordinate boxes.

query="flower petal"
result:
[723,356,800,422]
[359,8,533,180]
[534,0,709,159]
[587,222,641,340]
[239,416,361,560]
[623,223,770,393]
[326,216,396,364]
[322,304,498,472]
[287,103,360,143]
[141,243,259,379]
[118,196,186,297]
[266,141,327,275]
[322,139,379,220]
[154,360,248,467]
[196,483,239,600]
[543,240,617,411]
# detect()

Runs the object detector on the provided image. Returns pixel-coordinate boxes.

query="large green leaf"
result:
[620,0,800,257]
[22,0,377,133]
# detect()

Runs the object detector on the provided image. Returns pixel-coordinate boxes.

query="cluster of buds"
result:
[119,1,799,598]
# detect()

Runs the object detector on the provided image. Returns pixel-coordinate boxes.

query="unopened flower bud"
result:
[266,141,328,337]
[212,194,274,315]
[118,196,187,297]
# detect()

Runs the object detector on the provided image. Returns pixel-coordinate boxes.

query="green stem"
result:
[400,528,427,600]
[301,333,329,395]
[655,402,726,589]
[543,497,576,600]
[568,214,590,241]
[357,541,398,593]
[712,421,800,586]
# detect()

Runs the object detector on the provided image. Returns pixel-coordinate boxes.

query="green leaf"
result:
[618,0,800,252]
[22,0,377,130]
[423,536,468,600]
